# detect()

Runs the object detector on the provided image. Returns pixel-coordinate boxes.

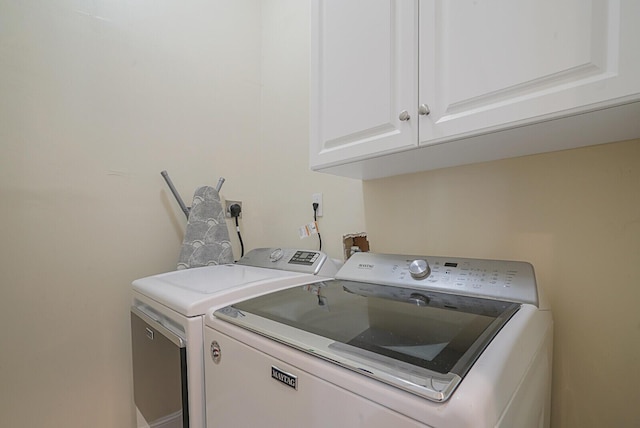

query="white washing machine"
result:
[204,252,553,428]
[130,248,338,428]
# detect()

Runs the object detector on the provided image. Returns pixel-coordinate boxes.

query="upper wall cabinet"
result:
[310,0,640,180]
[309,1,418,167]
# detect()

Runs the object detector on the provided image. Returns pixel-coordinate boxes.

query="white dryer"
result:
[204,252,553,428]
[130,248,337,428]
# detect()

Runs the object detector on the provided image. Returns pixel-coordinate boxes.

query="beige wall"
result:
[363,139,640,427]
[256,0,365,256]
[2,1,639,427]
[0,1,363,427]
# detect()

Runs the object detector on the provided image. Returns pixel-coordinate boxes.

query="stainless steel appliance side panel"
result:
[131,308,189,428]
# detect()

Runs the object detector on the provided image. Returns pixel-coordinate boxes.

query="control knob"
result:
[270,248,284,262]
[409,259,430,279]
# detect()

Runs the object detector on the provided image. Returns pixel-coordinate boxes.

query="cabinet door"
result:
[419,0,640,145]
[310,0,418,170]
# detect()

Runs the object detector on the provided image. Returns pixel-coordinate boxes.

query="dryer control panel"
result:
[237,248,338,277]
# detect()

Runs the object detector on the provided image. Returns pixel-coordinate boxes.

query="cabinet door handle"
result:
[418,104,431,116]
[399,110,411,121]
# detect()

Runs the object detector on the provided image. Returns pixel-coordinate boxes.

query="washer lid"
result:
[215,279,520,402]
[133,264,311,317]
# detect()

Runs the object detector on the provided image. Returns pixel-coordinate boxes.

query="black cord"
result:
[313,203,322,251]
[235,215,244,258]
[229,203,244,258]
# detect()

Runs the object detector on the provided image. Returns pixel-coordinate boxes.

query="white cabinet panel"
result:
[310,0,418,168]
[419,0,640,145]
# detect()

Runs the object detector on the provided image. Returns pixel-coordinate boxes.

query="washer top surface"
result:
[133,264,313,317]
[144,263,299,293]
[132,248,338,317]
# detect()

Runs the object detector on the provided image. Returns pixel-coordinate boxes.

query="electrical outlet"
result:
[312,193,323,217]
[225,200,242,218]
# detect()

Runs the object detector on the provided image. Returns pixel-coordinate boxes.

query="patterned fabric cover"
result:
[177,186,234,269]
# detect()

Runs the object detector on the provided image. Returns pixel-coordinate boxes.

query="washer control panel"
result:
[336,252,538,306]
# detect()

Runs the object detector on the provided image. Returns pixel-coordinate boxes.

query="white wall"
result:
[0,1,364,427]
